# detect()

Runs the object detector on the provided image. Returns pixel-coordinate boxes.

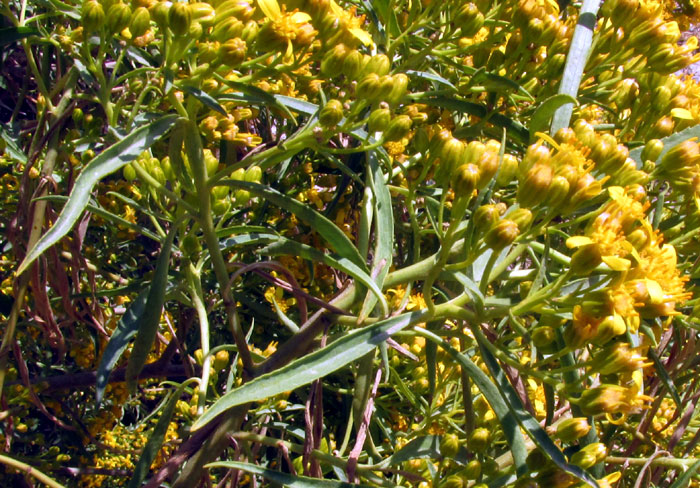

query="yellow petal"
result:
[566,236,594,248]
[644,279,664,304]
[602,255,631,271]
[329,0,344,16]
[607,186,624,201]
[290,11,312,23]
[257,0,281,20]
[671,107,694,120]
[283,39,294,63]
[349,27,374,46]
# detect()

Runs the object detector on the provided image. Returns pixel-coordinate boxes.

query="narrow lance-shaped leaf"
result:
[220,180,368,271]
[191,310,427,431]
[550,0,600,133]
[125,224,178,392]
[359,150,394,321]
[206,461,372,487]
[17,115,178,275]
[95,290,149,404]
[477,340,599,487]
[529,94,578,139]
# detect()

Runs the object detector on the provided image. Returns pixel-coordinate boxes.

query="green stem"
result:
[0,454,65,488]
[185,262,212,415]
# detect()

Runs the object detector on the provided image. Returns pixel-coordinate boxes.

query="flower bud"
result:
[570,443,606,469]
[641,139,663,163]
[383,114,412,142]
[544,175,570,207]
[387,73,409,105]
[555,417,590,442]
[440,433,460,458]
[508,208,533,232]
[214,0,254,22]
[661,139,700,173]
[219,38,247,66]
[593,314,627,345]
[342,49,364,80]
[108,1,132,34]
[652,85,672,113]
[241,20,259,43]
[577,385,634,416]
[474,204,500,234]
[364,53,391,76]
[129,6,151,37]
[211,17,244,41]
[190,2,216,24]
[518,164,552,208]
[244,165,262,183]
[652,116,674,138]
[453,163,480,196]
[520,143,551,175]
[150,1,170,27]
[531,326,556,348]
[456,3,485,37]
[169,1,192,36]
[321,44,348,78]
[368,107,391,133]
[496,153,518,186]
[590,342,647,374]
[319,99,344,127]
[82,0,105,32]
[356,73,382,100]
[213,350,230,371]
[570,243,602,275]
[476,150,499,188]
[468,428,490,453]
[440,475,464,488]
[463,459,481,480]
[485,220,519,250]
[123,163,137,181]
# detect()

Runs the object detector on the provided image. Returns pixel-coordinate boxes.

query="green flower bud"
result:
[169,1,192,36]
[123,163,137,181]
[356,73,382,101]
[368,107,391,133]
[214,0,254,22]
[439,475,464,488]
[150,1,170,27]
[641,139,663,163]
[321,43,348,78]
[386,73,409,105]
[531,326,556,348]
[440,433,460,458]
[129,7,151,37]
[342,49,364,80]
[508,208,533,232]
[106,2,132,34]
[364,53,391,76]
[456,3,484,37]
[570,243,602,276]
[555,417,591,442]
[241,20,259,43]
[72,108,85,125]
[319,99,344,127]
[190,2,215,24]
[434,136,465,185]
[231,168,246,181]
[590,342,647,375]
[219,38,247,66]
[474,204,500,234]
[211,17,244,42]
[485,219,519,250]
[520,143,551,175]
[383,114,412,142]
[517,164,553,208]
[496,153,518,186]
[661,139,700,173]
[212,349,230,371]
[569,443,606,469]
[463,459,481,480]
[453,163,480,196]
[652,85,672,113]
[244,165,262,183]
[468,427,490,453]
[544,175,570,207]
[82,0,105,33]
[476,150,499,188]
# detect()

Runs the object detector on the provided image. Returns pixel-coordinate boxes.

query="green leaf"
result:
[95,290,148,404]
[0,124,27,163]
[17,115,177,275]
[529,94,578,139]
[422,96,529,142]
[406,70,456,89]
[472,71,532,99]
[125,225,178,392]
[126,381,195,488]
[220,180,367,271]
[218,80,295,120]
[477,342,599,487]
[219,232,279,250]
[206,461,372,487]
[388,436,441,465]
[647,348,682,409]
[274,94,319,116]
[629,124,700,167]
[414,328,528,476]
[669,459,700,488]
[550,0,600,133]
[0,26,38,46]
[359,150,394,320]
[179,84,226,115]
[259,237,388,317]
[191,310,428,431]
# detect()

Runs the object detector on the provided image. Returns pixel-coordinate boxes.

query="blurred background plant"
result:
[3,0,700,485]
